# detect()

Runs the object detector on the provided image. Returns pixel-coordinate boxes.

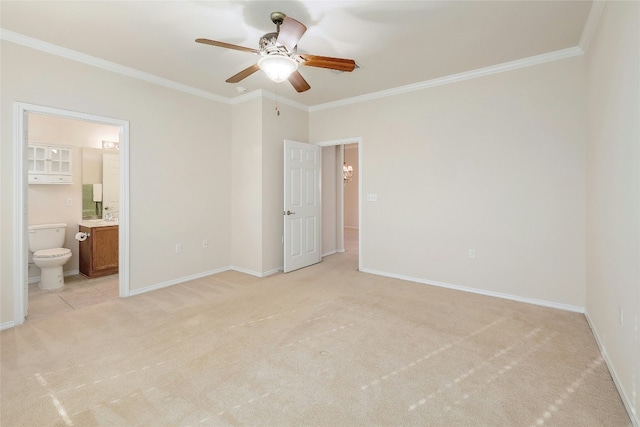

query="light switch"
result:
[65,198,73,207]
[367,194,377,202]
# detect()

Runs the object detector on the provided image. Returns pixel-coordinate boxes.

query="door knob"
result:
[285,210,296,215]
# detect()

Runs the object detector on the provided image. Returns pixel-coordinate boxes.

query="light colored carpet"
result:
[1,235,631,426]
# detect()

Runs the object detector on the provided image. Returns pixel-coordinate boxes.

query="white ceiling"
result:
[1,1,593,107]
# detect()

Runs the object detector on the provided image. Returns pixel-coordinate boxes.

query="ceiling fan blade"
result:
[299,54,356,72]
[195,38,260,54]
[226,64,260,83]
[277,17,307,51]
[288,71,311,93]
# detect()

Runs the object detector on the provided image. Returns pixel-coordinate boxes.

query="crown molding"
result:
[0,28,230,104]
[309,46,584,112]
[579,1,607,53]
[3,28,586,114]
[260,89,309,111]
[228,89,263,105]
[228,89,309,112]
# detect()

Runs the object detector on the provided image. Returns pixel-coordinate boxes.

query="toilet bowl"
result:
[33,248,72,290]
[28,223,72,290]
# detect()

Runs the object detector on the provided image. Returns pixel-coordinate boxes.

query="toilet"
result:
[28,223,72,290]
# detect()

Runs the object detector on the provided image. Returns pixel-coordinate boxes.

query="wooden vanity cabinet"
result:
[79,225,118,278]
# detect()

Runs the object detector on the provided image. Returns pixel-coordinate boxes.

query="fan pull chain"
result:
[275,84,281,116]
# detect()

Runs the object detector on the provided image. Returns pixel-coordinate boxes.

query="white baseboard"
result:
[128,266,232,296]
[128,265,284,298]
[0,321,15,331]
[322,249,338,257]
[344,226,359,230]
[584,312,639,427]
[359,267,585,313]
[230,266,281,278]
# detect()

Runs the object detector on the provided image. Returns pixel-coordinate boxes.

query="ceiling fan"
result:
[196,11,356,93]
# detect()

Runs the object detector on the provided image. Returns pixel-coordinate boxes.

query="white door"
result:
[102,153,120,219]
[284,140,322,273]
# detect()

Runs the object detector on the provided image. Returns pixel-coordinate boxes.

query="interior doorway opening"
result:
[317,137,362,271]
[13,102,130,326]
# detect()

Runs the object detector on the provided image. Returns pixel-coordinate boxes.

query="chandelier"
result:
[343,162,354,182]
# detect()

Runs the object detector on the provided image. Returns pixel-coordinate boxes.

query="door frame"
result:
[316,137,362,272]
[13,102,130,326]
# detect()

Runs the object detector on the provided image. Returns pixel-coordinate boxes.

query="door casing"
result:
[316,137,362,272]
[12,102,130,326]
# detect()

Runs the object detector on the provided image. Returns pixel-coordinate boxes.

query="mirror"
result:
[82,148,119,219]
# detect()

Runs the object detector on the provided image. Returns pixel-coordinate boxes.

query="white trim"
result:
[230,266,280,278]
[315,137,363,147]
[13,102,130,326]
[360,267,585,313]
[2,29,588,113]
[13,104,27,326]
[0,29,228,104]
[260,89,308,111]
[118,120,131,297]
[116,265,283,299]
[584,312,640,426]
[227,89,263,105]
[314,137,363,272]
[309,47,584,112]
[0,321,15,331]
[322,249,338,258]
[128,267,232,296]
[579,1,607,53]
[230,89,309,112]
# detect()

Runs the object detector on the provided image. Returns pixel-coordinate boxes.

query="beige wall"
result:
[585,0,640,420]
[1,41,232,324]
[27,114,119,279]
[310,56,586,308]
[2,14,637,422]
[230,96,309,275]
[231,98,263,274]
[260,98,309,273]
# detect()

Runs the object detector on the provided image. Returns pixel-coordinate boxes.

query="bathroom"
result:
[27,112,120,319]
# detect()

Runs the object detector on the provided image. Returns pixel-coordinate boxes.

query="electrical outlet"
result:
[175,244,182,254]
[202,240,208,248]
[468,249,476,259]
[65,198,73,207]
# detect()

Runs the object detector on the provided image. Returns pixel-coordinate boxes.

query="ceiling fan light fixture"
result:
[258,55,298,83]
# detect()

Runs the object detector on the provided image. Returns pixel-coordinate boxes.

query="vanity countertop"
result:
[78,220,119,228]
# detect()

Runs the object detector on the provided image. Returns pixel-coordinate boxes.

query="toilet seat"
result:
[33,248,71,259]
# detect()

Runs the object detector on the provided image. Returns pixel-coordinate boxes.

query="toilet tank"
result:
[28,223,67,252]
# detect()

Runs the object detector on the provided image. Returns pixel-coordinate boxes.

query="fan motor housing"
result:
[259,32,289,55]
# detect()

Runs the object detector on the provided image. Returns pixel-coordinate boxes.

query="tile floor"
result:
[26,274,119,323]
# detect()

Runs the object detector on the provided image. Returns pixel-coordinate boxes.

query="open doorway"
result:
[343,143,359,255]
[13,102,130,326]
[318,137,362,271]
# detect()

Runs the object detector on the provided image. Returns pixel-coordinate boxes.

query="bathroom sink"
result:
[79,219,119,227]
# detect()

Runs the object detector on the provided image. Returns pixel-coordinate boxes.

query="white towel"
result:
[93,183,103,202]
